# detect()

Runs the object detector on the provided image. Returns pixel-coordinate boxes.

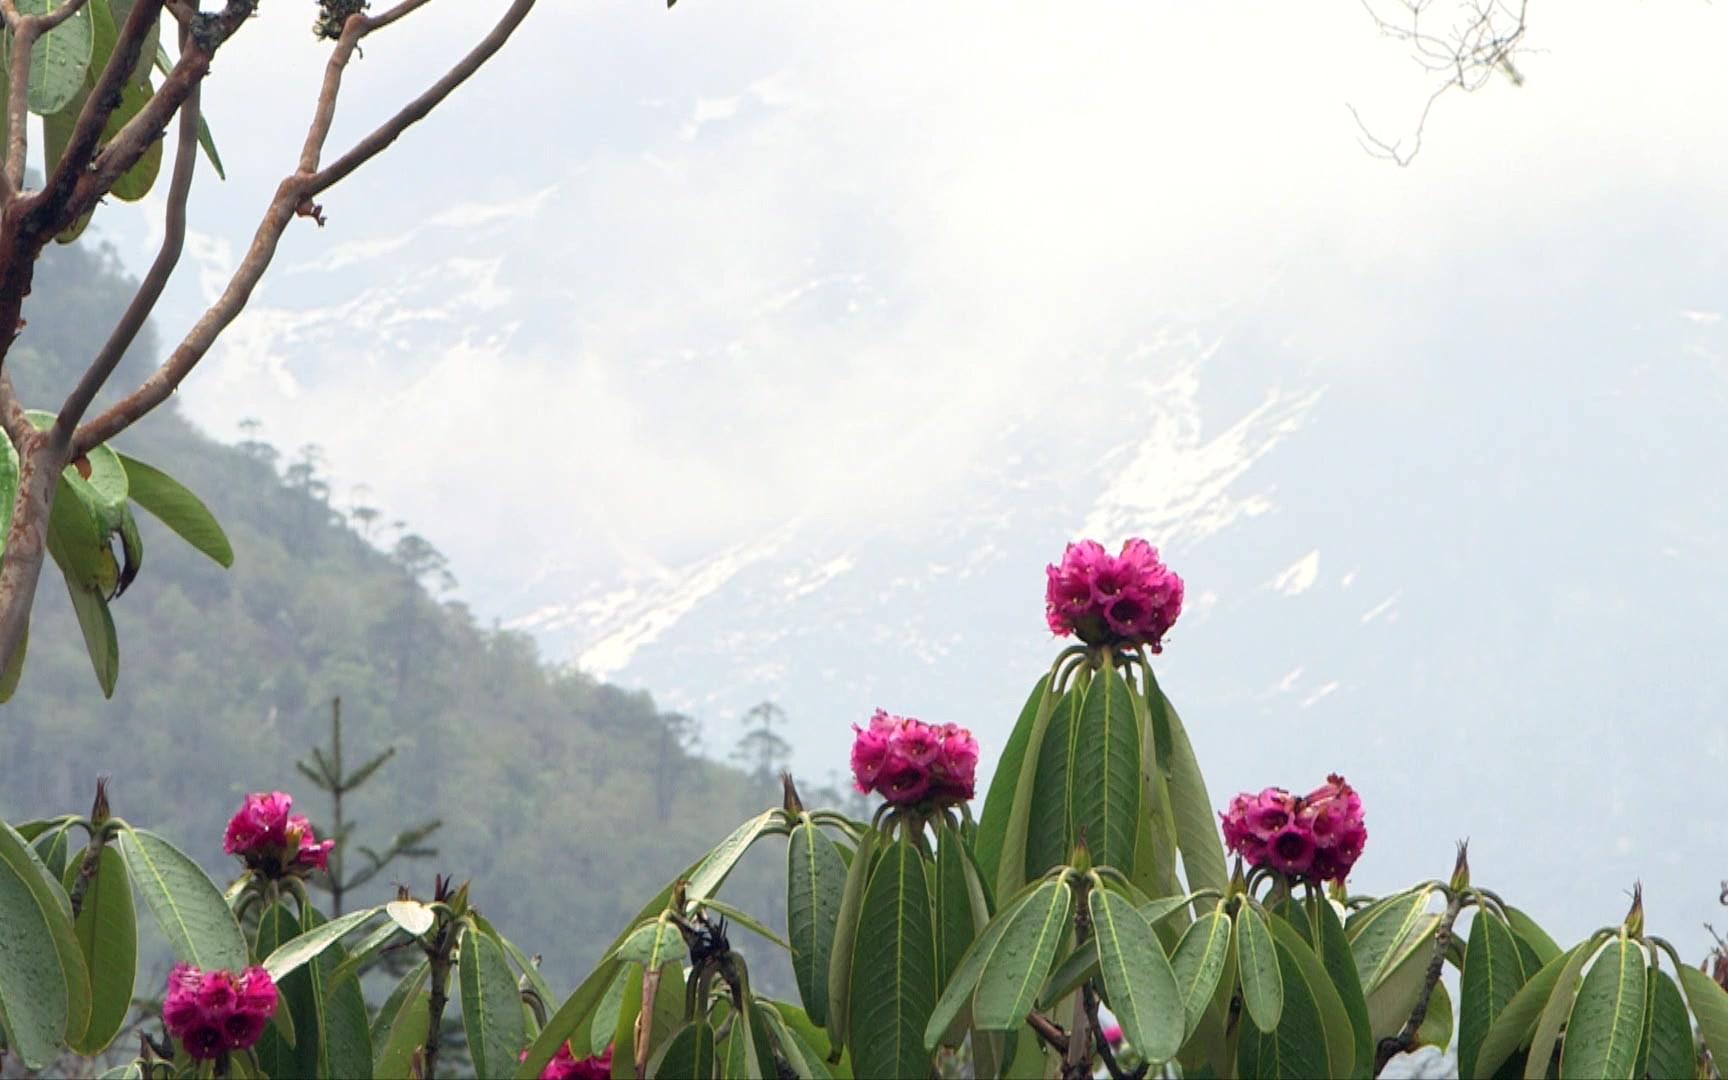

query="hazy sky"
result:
[66,2,1728,954]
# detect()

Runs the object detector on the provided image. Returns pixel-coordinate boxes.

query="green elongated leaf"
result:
[1642,968,1694,1080]
[1525,937,1605,1080]
[1419,978,1453,1049]
[1311,897,1373,1076]
[262,904,383,982]
[650,1019,718,1079]
[765,1000,849,1078]
[1069,666,1140,872]
[932,822,978,1001]
[699,897,789,951]
[473,913,555,1007]
[1138,891,1202,928]
[313,912,373,1079]
[374,989,429,1080]
[847,836,937,1078]
[115,827,246,970]
[1676,963,1728,1076]
[1503,906,1561,969]
[973,878,1073,1031]
[788,820,846,1026]
[925,881,1028,1050]
[1025,686,1079,878]
[1090,886,1183,1064]
[1268,907,1359,1078]
[116,454,234,568]
[254,904,319,1080]
[15,0,93,114]
[255,904,373,1080]
[327,920,405,990]
[587,964,627,1056]
[1349,887,1436,994]
[63,846,136,1055]
[1559,933,1645,1079]
[1130,686,1181,903]
[688,809,782,904]
[0,820,89,1068]
[827,826,876,1053]
[96,1065,144,1079]
[63,579,119,696]
[1459,909,1528,1078]
[1037,939,1097,1012]
[759,1005,833,1080]
[106,0,160,82]
[1171,907,1232,1036]
[1237,903,1284,1033]
[368,960,428,1059]
[464,926,528,1079]
[32,823,73,880]
[1365,919,1438,1041]
[613,918,683,970]
[0,425,18,545]
[1474,942,1586,1079]
[974,674,1051,894]
[104,78,163,202]
[1152,683,1230,896]
[1237,939,1331,1080]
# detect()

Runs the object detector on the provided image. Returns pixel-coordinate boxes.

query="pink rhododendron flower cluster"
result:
[1220,774,1367,884]
[222,791,334,879]
[851,710,979,806]
[162,964,278,1061]
[522,1042,612,1080]
[1044,539,1184,652]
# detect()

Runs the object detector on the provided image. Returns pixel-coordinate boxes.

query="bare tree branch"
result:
[54,75,200,440]
[307,0,534,195]
[0,371,33,444]
[1349,0,1529,166]
[1,0,94,196]
[74,0,538,454]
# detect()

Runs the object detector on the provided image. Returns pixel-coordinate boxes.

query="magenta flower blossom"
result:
[521,1042,612,1080]
[1044,538,1184,652]
[223,792,335,880]
[163,965,278,1060]
[1219,775,1367,885]
[851,710,978,807]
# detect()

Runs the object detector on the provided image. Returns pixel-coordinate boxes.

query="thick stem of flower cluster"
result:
[67,779,113,920]
[421,920,457,1077]
[1376,888,1468,1073]
[1064,876,1094,1080]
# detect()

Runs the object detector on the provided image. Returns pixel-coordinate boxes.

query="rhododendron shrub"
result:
[4,536,1728,1079]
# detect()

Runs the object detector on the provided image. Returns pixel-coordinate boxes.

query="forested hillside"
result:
[0,237,799,994]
